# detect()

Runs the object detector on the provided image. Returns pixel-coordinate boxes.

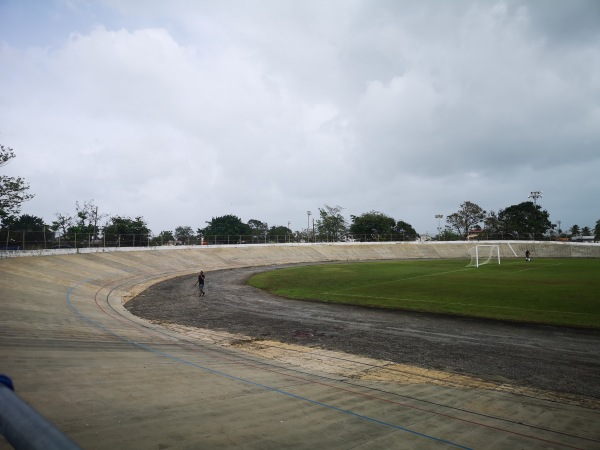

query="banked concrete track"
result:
[1,242,599,449]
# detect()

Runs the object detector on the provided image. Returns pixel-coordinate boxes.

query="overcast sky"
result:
[1,0,598,236]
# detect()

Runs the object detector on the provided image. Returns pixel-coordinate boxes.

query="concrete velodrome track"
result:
[1,242,599,449]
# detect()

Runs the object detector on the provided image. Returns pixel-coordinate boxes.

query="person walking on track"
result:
[194,271,206,296]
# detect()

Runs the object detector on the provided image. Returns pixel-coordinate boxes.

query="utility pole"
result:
[93,206,98,242]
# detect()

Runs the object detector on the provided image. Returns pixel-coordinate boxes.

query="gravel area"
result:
[126,264,600,401]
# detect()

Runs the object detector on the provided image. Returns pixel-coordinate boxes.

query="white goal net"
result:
[467,245,500,268]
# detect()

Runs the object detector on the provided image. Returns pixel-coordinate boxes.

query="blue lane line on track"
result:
[66,285,472,450]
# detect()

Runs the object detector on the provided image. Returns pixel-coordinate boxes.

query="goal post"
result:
[467,244,500,268]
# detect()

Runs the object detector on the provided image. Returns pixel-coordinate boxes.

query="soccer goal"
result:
[467,244,500,268]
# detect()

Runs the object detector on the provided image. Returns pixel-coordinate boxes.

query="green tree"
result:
[1,214,53,248]
[174,226,195,243]
[74,200,106,239]
[349,211,395,241]
[248,219,268,240]
[0,144,34,224]
[199,214,251,243]
[446,201,486,239]
[316,204,347,241]
[483,211,501,239]
[151,230,175,246]
[581,226,591,236]
[394,220,418,240]
[497,201,552,239]
[269,225,292,242]
[1,214,48,231]
[52,200,106,239]
[569,224,580,237]
[438,228,462,241]
[51,213,73,236]
[595,220,600,242]
[103,216,151,247]
[70,202,97,235]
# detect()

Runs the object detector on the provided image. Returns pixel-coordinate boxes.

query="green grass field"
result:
[247,258,600,329]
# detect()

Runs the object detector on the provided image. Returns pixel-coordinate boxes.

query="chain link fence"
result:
[0,231,152,250]
[0,231,425,250]
[1,229,582,251]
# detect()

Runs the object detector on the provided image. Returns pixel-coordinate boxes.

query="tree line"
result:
[1,144,599,246]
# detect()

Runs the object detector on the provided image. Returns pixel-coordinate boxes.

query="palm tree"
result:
[569,224,580,237]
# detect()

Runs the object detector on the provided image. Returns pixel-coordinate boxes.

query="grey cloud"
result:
[1,0,598,234]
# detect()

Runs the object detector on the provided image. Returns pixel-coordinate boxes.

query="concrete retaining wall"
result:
[1,240,599,264]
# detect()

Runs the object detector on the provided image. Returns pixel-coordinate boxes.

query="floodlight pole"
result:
[528,191,543,240]
[307,211,311,243]
[528,191,543,206]
[435,214,443,240]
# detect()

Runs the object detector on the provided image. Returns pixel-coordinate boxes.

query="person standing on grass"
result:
[194,271,206,296]
[525,249,531,262]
